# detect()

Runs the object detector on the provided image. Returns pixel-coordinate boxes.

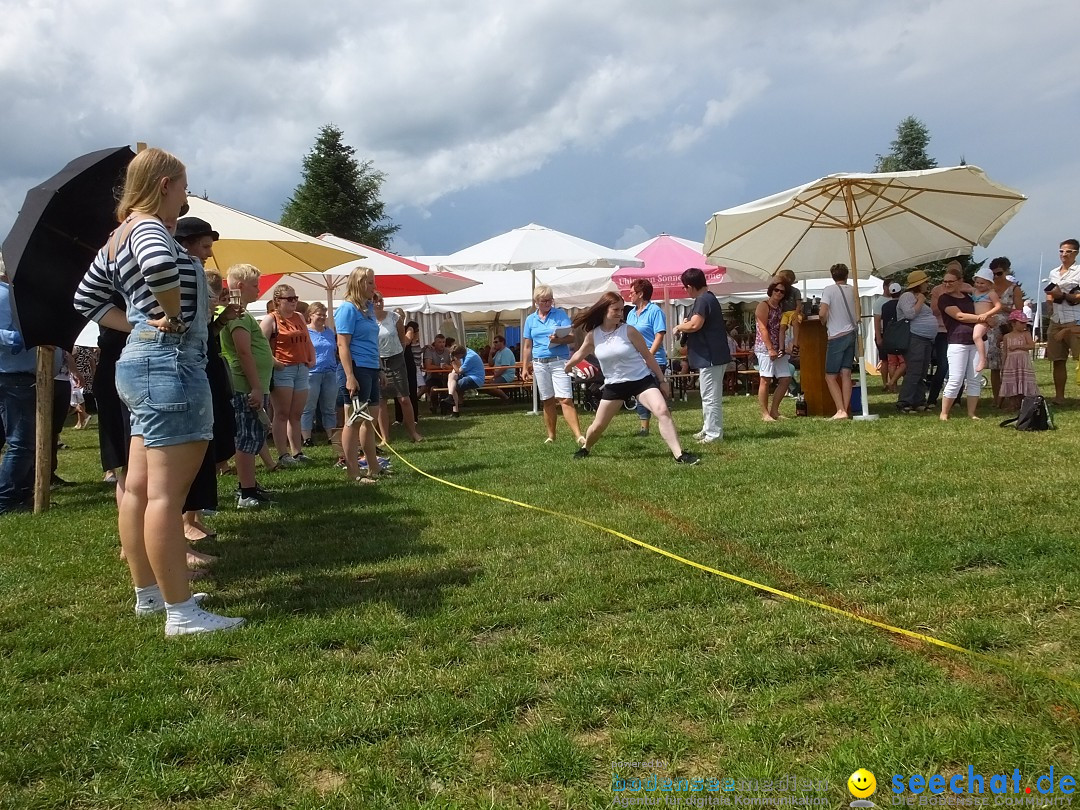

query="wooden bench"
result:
[428,362,532,401]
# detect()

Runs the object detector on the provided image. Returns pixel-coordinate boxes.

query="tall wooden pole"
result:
[33,346,54,513]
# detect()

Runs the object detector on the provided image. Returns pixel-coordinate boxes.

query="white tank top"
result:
[592,323,649,384]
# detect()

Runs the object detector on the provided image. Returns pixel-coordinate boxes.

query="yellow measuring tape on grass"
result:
[377,437,1079,691]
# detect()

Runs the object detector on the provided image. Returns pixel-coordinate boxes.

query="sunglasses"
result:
[276,295,298,302]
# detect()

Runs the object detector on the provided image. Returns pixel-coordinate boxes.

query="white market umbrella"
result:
[703,165,1027,419]
[440,223,644,273]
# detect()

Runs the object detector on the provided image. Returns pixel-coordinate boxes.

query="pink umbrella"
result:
[612,234,765,299]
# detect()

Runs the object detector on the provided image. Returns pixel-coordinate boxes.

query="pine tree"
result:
[281,124,399,249]
[873,116,938,173]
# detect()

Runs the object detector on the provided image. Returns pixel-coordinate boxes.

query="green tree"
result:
[873,115,938,173]
[873,116,965,283]
[281,124,399,249]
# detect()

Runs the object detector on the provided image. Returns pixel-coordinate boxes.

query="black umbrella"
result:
[2,146,136,351]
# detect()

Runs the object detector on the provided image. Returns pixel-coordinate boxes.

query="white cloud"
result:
[614,225,651,250]
[667,70,771,152]
[0,0,1077,262]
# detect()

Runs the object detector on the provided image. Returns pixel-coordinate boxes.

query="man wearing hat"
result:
[874,281,906,393]
[894,269,940,413]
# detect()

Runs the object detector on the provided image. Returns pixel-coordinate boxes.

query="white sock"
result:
[135,583,162,609]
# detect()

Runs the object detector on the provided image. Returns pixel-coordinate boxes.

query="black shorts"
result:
[601,375,658,401]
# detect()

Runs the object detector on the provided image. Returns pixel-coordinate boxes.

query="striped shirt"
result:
[74,218,202,327]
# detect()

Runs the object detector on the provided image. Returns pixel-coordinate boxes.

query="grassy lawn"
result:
[2,363,1079,809]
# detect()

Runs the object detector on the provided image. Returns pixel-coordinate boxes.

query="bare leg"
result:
[840,369,853,415]
[637,388,683,457]
[758,376,774,420]
[141,441,208,603]
[581,398,623,449]
[1053,359,1067,404]
[542,398,558,440]
[770,377,791,418]
[342,422,361,479]
[559,397,583,440]
[236,451,257,489]
[360,420,379,477]
[940,396,956,421]
[377,398,392,442]
[119,439,154,587]
[973,324,988,373]
[286,388,307,456]
[447,371,462,413]
[991,369,1002,407]
[967,393,980,419]
[397,396,422,439]
[825,373,848,419]
[258,445,276,470]
[269,386,293,460]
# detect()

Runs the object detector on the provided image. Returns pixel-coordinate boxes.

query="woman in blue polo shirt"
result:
[335,266,383,484]
[625,279,668,437]
[521,285,585,446]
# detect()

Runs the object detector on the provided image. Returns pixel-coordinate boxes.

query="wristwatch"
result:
[167,315,185,331]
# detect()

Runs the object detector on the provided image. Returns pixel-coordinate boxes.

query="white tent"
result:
[386,267,617,315]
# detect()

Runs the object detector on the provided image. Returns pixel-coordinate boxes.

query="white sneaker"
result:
[698,434,721,444]
[136,591,207,617]
[277,454,298,468]
[236,495,264,509]
[165,607,245,637]
[692,430,707,440]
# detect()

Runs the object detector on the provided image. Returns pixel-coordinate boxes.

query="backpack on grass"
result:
[999,395,1054,431]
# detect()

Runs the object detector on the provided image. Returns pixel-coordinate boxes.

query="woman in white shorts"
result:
[754,282,792,421]
[521,285,585,446]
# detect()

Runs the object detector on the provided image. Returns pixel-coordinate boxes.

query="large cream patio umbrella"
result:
[703,165,1027,420]
[183,198,365,275]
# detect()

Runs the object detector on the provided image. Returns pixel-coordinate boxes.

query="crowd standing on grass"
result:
[2,141,1076,638]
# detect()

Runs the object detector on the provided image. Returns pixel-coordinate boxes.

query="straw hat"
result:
[906,269,930,289]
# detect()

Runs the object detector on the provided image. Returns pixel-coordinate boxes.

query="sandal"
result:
[355,475,378,485]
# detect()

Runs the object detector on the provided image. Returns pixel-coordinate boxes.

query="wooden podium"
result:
[799,318,835,417]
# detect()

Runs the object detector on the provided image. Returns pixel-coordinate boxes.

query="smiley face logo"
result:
[848,769,877,799]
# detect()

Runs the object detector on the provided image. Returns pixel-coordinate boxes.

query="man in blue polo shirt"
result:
[447,344,486,417]
[1,263,38,514]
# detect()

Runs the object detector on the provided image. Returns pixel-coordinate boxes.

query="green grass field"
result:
[2,365,1079,809]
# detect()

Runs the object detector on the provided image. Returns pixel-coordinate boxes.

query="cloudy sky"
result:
[1,0,1077,290]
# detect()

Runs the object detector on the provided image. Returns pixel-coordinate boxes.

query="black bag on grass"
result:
[999,395,1054,431]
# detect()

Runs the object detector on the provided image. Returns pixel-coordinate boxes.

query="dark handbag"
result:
[999,395,1054,431]
[881,319,911,355]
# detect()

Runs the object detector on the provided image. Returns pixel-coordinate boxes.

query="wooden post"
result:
[33,346,55,513]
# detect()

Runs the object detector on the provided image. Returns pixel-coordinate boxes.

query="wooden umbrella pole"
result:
[33,346,55,513]
[843,183,876,420]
